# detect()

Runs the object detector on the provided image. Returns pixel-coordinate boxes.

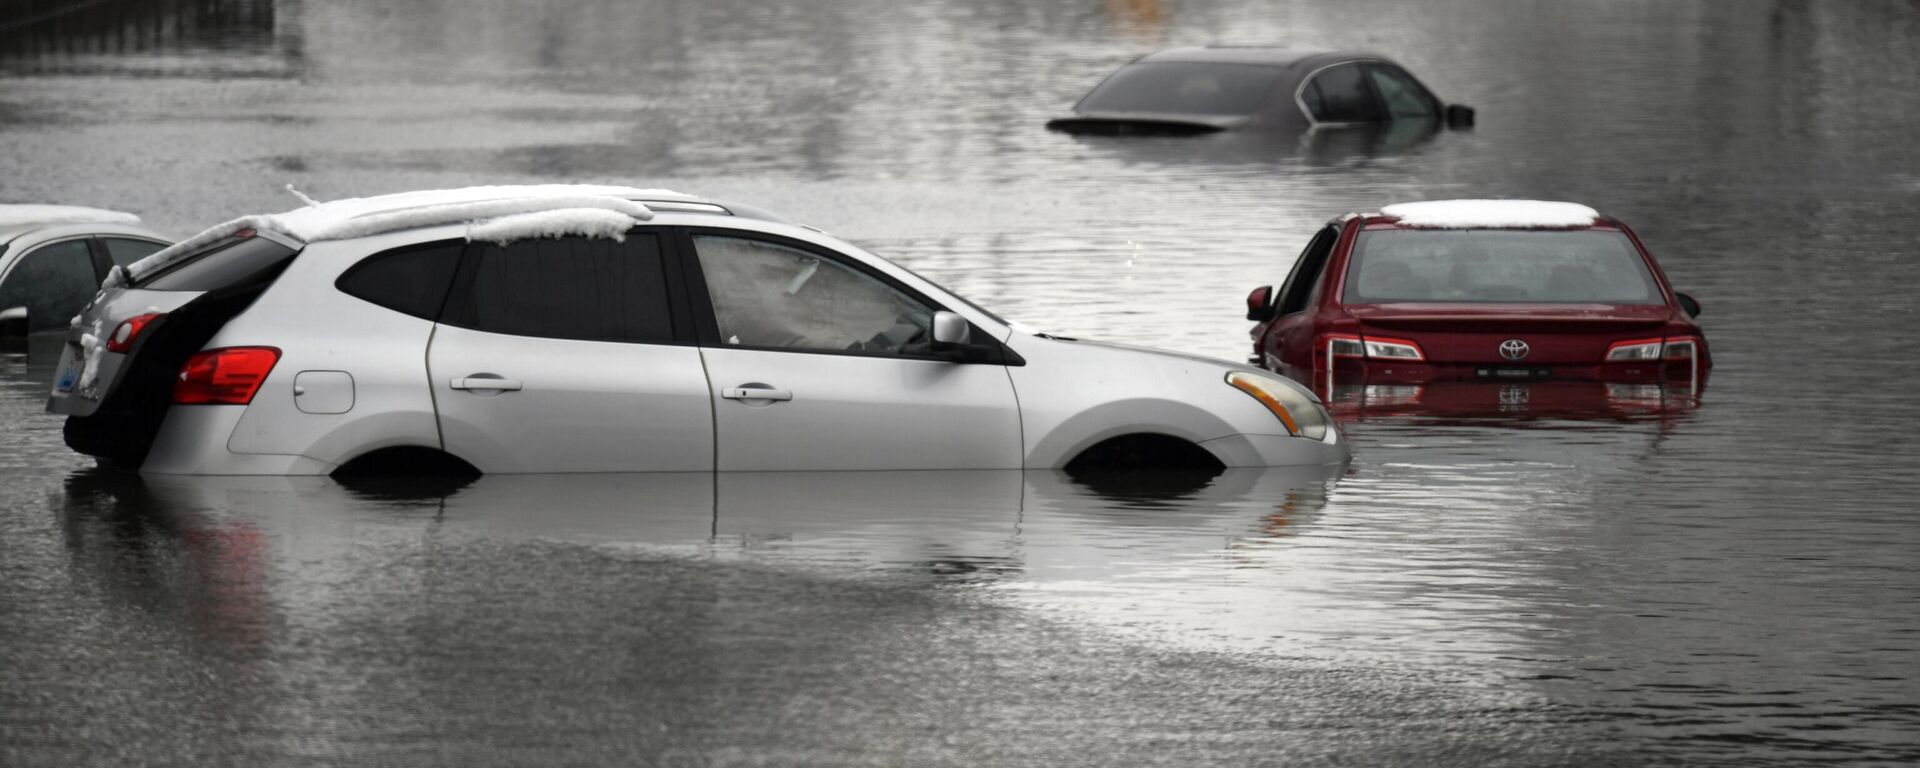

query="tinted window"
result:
[0,239,99,332]
[1277,227,1338,315]
[442,234,672,343]
[1366,66,1436,118]
[140,237,299,291]
[1304,64,1381,122]
[1344,229,1664,304]
[1077,62,1289,116]
[693,235,935,355]
[101,237,167,269]
[336,241,462,320]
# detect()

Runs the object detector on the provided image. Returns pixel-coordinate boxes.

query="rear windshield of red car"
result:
[1343,229,1665,304]
[1076,62,1288,116]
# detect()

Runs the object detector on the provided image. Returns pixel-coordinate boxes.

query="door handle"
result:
[722,386,792,402]
[451,376,523,392]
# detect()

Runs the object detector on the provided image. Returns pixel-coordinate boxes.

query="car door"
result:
[0,237,101,334]
[427,231,714,473]
[682,230,1023,471]
[1266,225,1339,374]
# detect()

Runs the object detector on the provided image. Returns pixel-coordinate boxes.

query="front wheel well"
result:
[1063,433,1226,474]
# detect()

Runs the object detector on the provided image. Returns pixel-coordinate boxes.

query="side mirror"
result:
[1246,286,1276,322]
[1445,104,1475,128]
[1675,291,1701,318]
[930,310,971,354]
[0,306,27,339]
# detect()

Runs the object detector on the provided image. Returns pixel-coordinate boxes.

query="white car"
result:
[1,205,170,340]
[46,185,1345,475]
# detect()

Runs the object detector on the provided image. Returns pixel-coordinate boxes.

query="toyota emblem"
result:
[1498,339,1531,360]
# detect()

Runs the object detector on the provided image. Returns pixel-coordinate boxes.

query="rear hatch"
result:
[1046,111,1246,135]
[1347,303,1672,365]
[48,232,300,464]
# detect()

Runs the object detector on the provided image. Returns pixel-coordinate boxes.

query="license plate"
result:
[54,353,82,393]
[1475,366,1551,380]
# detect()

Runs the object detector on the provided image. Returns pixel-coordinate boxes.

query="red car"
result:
[1247,200,1709,395]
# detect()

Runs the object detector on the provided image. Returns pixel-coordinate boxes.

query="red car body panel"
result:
[1251,213,1711,402]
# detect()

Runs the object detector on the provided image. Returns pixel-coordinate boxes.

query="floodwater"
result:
[3,0,1918,765]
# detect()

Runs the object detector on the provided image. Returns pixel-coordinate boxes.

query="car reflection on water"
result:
[59,465,1346,613]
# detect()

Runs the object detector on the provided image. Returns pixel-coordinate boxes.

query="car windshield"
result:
[1343,229,1665,304]
[1076,62,1288,116]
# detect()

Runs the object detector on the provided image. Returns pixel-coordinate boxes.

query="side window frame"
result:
[1276,226,1339,316]
[673,227,987,363]
[333,238,466,322]
[437,228,697,346]
[1362,63,1440,119]
[0,236,108,333]
[1296,61,1387,125]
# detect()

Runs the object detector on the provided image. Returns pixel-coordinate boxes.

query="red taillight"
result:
[105,313,164,354]
[173,347,280,405]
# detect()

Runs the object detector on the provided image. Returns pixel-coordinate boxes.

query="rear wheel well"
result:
[331,446,480,478]
[1063,433,1225,473]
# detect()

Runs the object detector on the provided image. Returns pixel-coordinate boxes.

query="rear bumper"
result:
[1321,358,1703,384]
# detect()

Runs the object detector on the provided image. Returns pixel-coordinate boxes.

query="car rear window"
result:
[137,236,299,291]
[335,241,463,320]
[1076,62,1288,116]
[1344,229,1664,304]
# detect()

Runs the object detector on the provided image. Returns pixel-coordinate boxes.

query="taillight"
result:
[1325,334,1365,358]
[1362,336,1424,361]
[173,347,280,405]
[105,313,164,354]
[1607,337,1696,362]
[1662,337,1699,360]
[1323,334,1424,361]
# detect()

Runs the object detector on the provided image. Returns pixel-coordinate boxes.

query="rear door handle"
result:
[722,386,792,402]
[451,376,523,392]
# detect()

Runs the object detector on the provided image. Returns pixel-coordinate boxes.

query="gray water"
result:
[3,1,1918,765]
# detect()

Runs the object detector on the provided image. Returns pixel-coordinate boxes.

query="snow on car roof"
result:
[1379,200,1601,229]
[0,204,142,228]
[126,185,683,281]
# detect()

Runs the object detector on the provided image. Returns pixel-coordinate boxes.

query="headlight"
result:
[1225,371,1329,440]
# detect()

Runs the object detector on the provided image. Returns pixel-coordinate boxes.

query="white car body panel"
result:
[1006,336,1344,468]
[700,346,1022,471]
[430,325,716,473]
[54,191,1347,475]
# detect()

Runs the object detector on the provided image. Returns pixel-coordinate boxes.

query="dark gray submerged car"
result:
[1048,47,1475,135]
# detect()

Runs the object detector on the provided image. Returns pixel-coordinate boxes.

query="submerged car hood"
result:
[1046,111,1250,135]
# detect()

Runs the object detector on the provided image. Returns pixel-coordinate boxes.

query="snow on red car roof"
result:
[1379,200,1601,229]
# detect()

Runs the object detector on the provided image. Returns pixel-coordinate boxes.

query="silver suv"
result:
[47,186,1344,475]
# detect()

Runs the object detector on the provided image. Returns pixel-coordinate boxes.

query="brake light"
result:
[1321,334,1425,361]
[1663,337,1699,360]
[173,347,280,405]
[1607,338,1696,362]
[1326,335,1365,358]
[105,313,164,354]
[1363,336,1424,361]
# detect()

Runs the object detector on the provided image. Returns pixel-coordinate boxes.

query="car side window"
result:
[441,234,673,343]
[0,240,100,333]
[335,241,463,320]
[691,235,935,355]
[1365,65,1436,118]
[1277,227,1339,315]
[1303,64,1381,123]
[100,238,167,269]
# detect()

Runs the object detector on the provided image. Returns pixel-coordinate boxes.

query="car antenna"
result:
[283,183,323,208]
